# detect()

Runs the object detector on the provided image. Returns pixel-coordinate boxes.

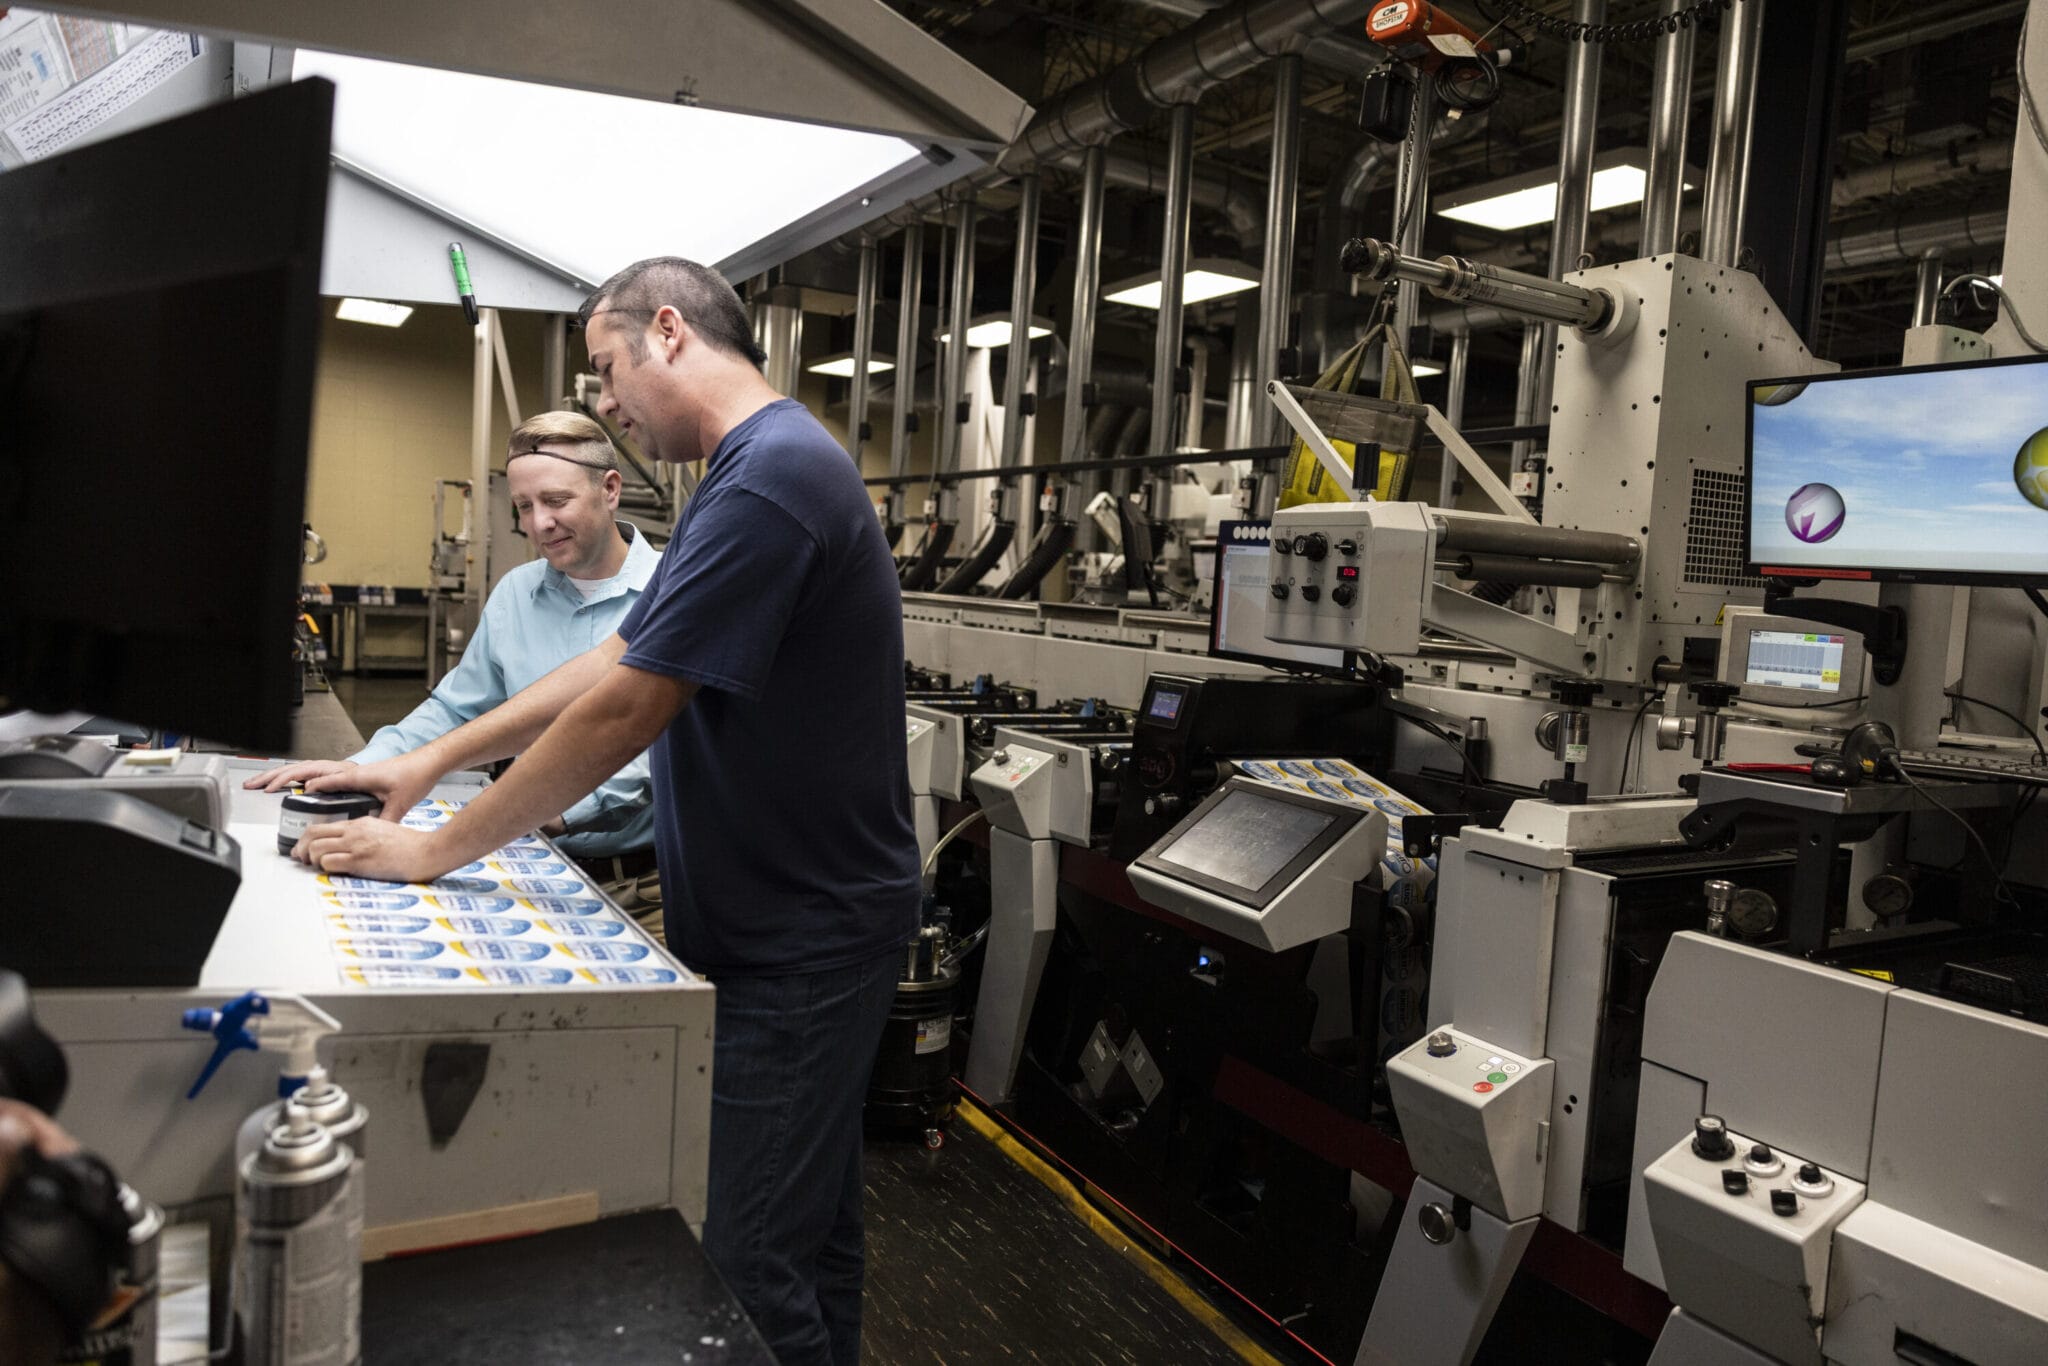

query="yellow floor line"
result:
[956,1098,1288,1366]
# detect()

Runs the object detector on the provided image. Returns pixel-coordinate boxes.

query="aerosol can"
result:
[181,993,366,1363]
[58,1183,164,1366]
[238,1103,361,1366]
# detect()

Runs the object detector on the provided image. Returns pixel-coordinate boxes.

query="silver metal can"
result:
[237,1104,360,1366]
[58,1184,163,1366]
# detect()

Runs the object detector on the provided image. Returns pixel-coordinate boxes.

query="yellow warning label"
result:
[1849,968,1895,983]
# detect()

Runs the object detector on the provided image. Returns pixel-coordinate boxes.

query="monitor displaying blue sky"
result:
[1749,360,2048,576]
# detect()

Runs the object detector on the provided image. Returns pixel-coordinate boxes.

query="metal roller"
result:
[1442,553,1608,590]
[1341,237,1613,333]
[1432,514,1640,567]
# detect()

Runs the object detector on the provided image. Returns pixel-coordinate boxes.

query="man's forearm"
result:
[408,635,627,779]
[424,662,689,870]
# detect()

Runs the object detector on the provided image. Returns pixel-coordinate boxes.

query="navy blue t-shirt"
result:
[616,399,919,975]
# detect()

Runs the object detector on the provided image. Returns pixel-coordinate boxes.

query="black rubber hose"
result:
[899,522,956,590]
[935,521,1017,595]
[996,519,1077,600]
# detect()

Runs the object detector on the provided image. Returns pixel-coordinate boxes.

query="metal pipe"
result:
[1443,553,1608,589]
[1912,248,1945,327]
[1433,515,1639,566]
[847,235,878,465]
[755,284,804,397]
[1509,323,1542,468]
[1845,0,2025,63]
[1152,102,1197,455]
[1002,0,1380,173]
[1641,0,1695,257]
[1833,139,2012,208]
[1826,202,2006,272]
[1094,147,1263,249]
[1439,330,1470,508]
[1702,0,1767,267]
[1344,239,1611,331]
[1256,54,1303,448]
[1392,74,1437,351]
[1185,336,1213,448]
[940,198,978,477]
[1001,177,1041,471]
[891,222,924,481]
[470,312,494,614]
[1121,0,1390,75]
[1062,146,1106,464]
[1538,0,1604,420]
[1225,307,1259,450]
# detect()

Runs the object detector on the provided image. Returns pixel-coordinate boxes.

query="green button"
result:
[1487,1071,1508,1084]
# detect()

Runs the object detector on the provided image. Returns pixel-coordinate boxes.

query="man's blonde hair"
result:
[507,411,618,482]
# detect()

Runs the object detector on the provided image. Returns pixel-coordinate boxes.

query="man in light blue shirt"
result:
[250,411,663,896]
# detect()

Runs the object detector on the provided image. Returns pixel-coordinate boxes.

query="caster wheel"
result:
[923,1128,946,1150]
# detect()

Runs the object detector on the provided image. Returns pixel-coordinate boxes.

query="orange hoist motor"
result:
[1365,1,1493,71]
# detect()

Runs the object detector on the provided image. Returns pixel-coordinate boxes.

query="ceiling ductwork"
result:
[1832,140,2013,208]
[1120,0,1389,75]
[1000,0,1381,171]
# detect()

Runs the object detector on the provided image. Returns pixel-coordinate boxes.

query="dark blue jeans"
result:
[701,948,899,1366]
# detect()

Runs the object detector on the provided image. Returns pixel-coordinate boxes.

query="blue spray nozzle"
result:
[181,991,270,1100]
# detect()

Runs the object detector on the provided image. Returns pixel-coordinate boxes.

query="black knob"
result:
[1271,583,1290,600]
[1798,1163,1822,1184]
[1274,537,1293,556]
[1722,1170,1749,1195]
[1332,583,1356,608]
[1337,538,1359,556]
[1300,584,1321,603]
[1750,1144,1774,1164]
[1770,1189,1799,1217]
[1301,532,1328,561]
[1692,1115,1734,1161]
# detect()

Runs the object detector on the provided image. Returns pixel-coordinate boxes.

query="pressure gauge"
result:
[1727,888,1780,941]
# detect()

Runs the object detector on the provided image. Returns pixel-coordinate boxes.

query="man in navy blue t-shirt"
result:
[295,258,921,1366]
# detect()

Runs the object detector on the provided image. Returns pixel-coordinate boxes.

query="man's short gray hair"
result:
[577,257,767,370]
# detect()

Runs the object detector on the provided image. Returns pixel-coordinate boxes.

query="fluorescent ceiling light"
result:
[295,50,923,286]
[935,313,1055,348]
[336,298,414,327]
[1410,361,1443,378]
[1436,150,1690,231]
[1103,260,1261,309]
[807,354,897,378]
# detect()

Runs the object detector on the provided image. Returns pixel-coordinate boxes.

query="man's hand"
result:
[293,818,453,883]
[307,753,437,820]
[243,759,356,793]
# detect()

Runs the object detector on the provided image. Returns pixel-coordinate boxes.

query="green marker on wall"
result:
[449,242,479,325]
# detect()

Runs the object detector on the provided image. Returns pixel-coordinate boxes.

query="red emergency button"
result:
[1473,1081,1494,1093]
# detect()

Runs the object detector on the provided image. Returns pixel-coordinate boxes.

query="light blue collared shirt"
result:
[353,524,662,858]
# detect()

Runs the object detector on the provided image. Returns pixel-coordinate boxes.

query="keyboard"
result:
[1894,747,2048,789]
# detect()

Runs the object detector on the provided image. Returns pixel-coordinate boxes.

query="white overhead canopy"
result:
[37,0,1034,304]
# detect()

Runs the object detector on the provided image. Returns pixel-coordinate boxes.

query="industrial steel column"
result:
[1440,330,1470,507]
[940,198,978,476]
[1391,75,1437,352]
[1702,0,1767,267]
[1912,248,1944,327]
[890,222,924,480]
[469,311,494,616]
[541,315,567,408]
[1001,177,1041,470]
[1062,146,1107,463]
[1151,101,1197,456]
[1641,0,1696,257]
[1534,0,1604,415]
[1255,54,1303,445]
[846,235,878,465]
[756,285,804,397]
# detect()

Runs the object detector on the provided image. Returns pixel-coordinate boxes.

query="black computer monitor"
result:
[1745,354,2048,586]
[0,79,334,750]
[1209,520,1348,674]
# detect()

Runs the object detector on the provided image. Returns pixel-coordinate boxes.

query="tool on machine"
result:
[276,789,381,855]
[0,970,157,1361]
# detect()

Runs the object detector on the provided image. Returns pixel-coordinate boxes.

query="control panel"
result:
[1264,502,1431,656]
[1642,1118,1864,1366]
[969,733,1103,846]
[1384,1026,1555,1222]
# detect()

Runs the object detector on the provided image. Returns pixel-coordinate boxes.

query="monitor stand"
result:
[1864,581,1954,751]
